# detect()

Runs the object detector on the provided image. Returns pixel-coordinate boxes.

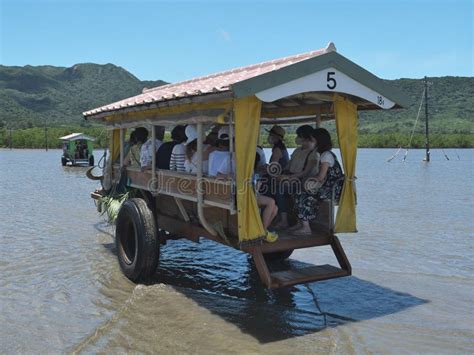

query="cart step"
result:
[270,264,349,288]
[247,235,351,289]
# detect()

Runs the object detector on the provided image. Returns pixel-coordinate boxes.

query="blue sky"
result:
[1,0,472,82]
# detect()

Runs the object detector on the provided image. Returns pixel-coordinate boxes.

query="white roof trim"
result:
[255,67,396,109]
[59,133,96,141]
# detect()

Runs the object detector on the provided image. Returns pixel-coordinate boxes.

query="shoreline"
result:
[2,147,473,151]
[1,129,473,150]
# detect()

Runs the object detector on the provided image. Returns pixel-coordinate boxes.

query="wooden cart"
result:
[85,43,407,288]
[59,132,95,166]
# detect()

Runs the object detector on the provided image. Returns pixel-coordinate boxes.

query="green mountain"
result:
[0,63,167,129]
[0,63,472,135]
[358,77,473,134]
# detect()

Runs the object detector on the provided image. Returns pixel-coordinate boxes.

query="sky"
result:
[1,0,472,83]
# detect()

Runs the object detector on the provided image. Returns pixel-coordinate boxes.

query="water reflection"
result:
[93,237,427,344]
[2,149,470,353]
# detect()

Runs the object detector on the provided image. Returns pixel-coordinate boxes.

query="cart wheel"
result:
[115,198,159,282]
[264,249,294,261]
[61,157,67,166]
[89,155,94,166]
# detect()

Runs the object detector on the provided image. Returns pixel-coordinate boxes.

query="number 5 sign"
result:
[326,72,337,89]
[256,68,396,109]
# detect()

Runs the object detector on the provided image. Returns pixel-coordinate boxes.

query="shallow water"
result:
[0,148,473,353]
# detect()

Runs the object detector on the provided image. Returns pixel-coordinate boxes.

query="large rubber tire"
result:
[61,157,67,166]
[89,155,94,166]
[115,198,159,282]
[264,249,294,261]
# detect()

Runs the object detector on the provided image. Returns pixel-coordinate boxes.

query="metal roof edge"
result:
[59,133,96,141]
[231,51,410,108]
[330,53,410,108]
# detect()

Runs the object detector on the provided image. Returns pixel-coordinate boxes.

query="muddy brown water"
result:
[1,148,473,353]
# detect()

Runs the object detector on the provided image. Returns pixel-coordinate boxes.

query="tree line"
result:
[1,127,472,149]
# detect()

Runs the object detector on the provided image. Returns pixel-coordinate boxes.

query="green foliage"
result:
[0,63,167,129]
[358,77,474,135]
[259,133,473,148]
[2,127,472,149]
[0,126,109,148]
[100,192,130,224]
[0,62,472,148]
[357,133,474,148]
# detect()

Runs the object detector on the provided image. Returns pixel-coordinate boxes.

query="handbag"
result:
[300,148,321,193]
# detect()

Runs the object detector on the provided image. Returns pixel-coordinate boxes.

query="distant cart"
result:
[59,133,95,166]
[84,42,408,288]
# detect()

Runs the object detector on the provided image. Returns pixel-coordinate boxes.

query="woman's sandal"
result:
[264,230,279,243]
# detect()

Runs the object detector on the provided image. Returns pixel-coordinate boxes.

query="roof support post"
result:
[119,128,124,168]
[151,125,156,177]
[315,106,321,128]
[196,122,217,236]
[229,112,234,175]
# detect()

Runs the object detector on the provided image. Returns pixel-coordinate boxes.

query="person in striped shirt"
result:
[169,125,188,171]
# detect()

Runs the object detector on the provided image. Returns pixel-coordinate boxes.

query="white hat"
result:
[185,125,198,144]
[218,126,230,140]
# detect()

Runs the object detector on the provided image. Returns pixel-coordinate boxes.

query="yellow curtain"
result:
[234,96,266,242]
[334,94,358,233]
[111,129,120,162]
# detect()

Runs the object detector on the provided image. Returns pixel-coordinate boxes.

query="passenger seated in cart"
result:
[264,125,290,172]
[208,126,235,178]
[140,126,165,170]
[183,125,215,174]
[124,127,148,168]
[121,130,138,161]
[168,125,187,171]
[204,125,220,147]
[124,131,136,159]
[82,142,88,159]
[272,125,320,230]
[256,125,289,193]
[78,141,83,158]
[157,125,186,171]
[292,128,344,236]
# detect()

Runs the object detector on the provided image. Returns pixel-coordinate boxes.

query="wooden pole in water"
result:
[424,76,430,162]
[44,125,48,151]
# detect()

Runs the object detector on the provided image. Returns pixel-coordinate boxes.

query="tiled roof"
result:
[83,42,336,117]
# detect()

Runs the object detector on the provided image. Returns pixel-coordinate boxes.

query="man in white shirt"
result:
[208,126,235,177]
[140,126,165,169]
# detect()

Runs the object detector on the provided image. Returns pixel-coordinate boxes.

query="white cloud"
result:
[219,29,231,42]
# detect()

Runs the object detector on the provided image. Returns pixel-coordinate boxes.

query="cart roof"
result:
[59,133,96,142]
[83,42,409,122]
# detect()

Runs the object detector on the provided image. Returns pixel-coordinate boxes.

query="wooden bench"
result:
[113,165,236,213]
